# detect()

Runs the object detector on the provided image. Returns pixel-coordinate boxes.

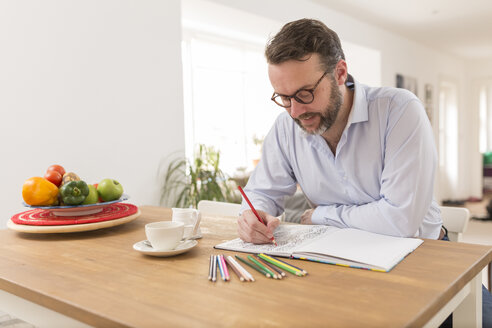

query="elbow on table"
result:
[388,213,422,238]
[380,197,424,238]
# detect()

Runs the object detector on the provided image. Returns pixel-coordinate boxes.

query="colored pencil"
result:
[271,255,308,275]
[225,256,246,282]
[236,255,271,278]
[248,255,278,279]
[217,254,225,281]
[254,255,285,277]
[230,256,255,281]
[261,253,306,274]
[208,255,214,281]
[218,255,225,281]
[258,253,303,276]
[220,255,230,281]
[238,186,278,246]
[212,255,217,282]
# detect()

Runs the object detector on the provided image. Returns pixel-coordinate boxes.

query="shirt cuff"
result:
[311,206,325,225]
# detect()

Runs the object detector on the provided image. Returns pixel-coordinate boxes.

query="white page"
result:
[294,228,423,270]
[214,225,339,256]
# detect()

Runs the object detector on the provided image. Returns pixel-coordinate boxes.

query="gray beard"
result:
[295,77,343,135]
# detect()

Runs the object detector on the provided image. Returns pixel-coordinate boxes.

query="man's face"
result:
[268,55,343,135]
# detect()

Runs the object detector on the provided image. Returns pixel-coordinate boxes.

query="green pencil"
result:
[258,253,303,276]
[270,255,308,275]
[248,255,278,279]
[254,255,285,278]
[235,255,271,278]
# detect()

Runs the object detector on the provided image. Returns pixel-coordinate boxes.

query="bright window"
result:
[182,36,280,175]
[438,80,459,199]
[181,0,382,177]
[479,82,492,153]
[479,85,488,153]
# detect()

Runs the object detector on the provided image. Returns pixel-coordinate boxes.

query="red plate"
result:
[11,203,138,226]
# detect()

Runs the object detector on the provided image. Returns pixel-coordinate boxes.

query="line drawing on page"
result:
[218,225,336,254]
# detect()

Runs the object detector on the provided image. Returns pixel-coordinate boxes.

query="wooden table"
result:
[1,205,491,327]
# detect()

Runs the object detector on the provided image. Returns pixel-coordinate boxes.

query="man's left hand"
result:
[300,209,314,224]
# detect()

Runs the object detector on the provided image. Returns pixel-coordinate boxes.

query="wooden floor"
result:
[457,193,492,288]
[462,193,492,245]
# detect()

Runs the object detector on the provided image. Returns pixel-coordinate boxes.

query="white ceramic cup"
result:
[145,221,184,250]
[172,208,201,239]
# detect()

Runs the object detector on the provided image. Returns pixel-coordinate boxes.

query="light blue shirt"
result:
[242,78,442,239]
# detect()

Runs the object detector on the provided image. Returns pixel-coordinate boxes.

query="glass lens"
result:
[273,95,291,107]
[294,89,314,104]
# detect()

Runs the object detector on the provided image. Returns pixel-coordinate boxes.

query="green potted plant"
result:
[159,144,240,208]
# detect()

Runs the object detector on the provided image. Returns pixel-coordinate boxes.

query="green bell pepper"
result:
[60,180,90,205]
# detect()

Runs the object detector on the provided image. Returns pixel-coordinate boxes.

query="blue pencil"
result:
[217,254,225,281]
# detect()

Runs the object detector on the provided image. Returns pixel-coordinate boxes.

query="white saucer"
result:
[133,239,198,257]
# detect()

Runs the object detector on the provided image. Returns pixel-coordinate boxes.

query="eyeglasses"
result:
[271,71,329,108]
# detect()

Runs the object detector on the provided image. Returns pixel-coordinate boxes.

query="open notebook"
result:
[214,225,423,272]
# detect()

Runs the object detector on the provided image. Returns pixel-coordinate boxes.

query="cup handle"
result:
[191,210,201,238]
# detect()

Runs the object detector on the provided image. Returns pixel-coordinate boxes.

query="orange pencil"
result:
[225,255,246,282]
[238,186,277,246]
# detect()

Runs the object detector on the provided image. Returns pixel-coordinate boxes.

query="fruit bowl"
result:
[22,194,130,217]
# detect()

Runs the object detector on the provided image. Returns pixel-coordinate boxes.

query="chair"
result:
[439,206,470,242]
[197,200,241,218]
[439,206,492,292]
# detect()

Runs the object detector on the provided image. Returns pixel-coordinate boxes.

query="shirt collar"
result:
[347,75,369,126]
[298,75,369,138]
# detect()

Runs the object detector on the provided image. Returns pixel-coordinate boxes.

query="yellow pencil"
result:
[258,253,304,276]
[270,255,308,275]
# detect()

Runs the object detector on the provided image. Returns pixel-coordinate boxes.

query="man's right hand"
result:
[237,209,280,244]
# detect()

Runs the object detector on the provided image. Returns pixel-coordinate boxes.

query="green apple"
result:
[97,179,124,202]
[82,184,99,205]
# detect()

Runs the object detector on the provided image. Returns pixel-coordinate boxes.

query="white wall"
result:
[469,59,492,77]
[1,0,486,230]
[205,0,480,202]
[0,0,184,227]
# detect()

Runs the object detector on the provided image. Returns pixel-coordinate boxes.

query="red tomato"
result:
[46,164,66,177]
[93,184,103,202]
[44,171,63,187]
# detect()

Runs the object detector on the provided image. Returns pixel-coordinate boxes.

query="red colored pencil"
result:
[238,186,277,246]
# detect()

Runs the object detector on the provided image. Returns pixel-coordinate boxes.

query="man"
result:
[237,18,442,244]
[237,18,492,328]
